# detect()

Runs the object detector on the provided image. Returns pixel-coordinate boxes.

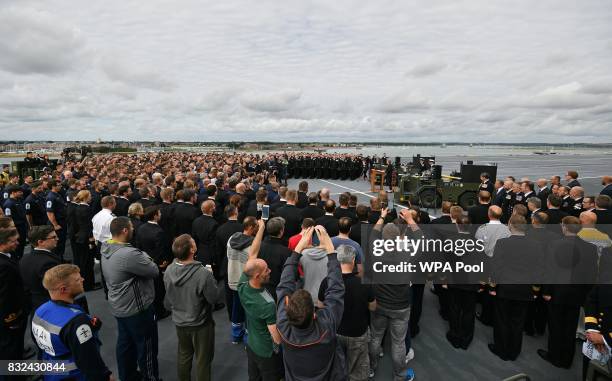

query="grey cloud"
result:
[406,62,446,77]
[582,80,612,95]
[0,7,86,75]
[378,92,430,113]
[240,89,302,112]
[100,57,175,92]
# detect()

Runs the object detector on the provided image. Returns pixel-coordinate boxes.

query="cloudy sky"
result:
[1,0,612,142]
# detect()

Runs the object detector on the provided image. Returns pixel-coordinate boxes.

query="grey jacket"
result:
[164,260,219,327]
[299,247,329,304]
[100,241,158,318]
[227,232,253,290]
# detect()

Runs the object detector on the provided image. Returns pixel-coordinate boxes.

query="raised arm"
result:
[276,227,313,301]
[248,219,266,259]
[316,226,345,329]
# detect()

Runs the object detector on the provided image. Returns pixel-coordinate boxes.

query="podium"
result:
[370,169,385,192]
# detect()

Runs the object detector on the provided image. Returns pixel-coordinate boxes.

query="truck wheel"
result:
[458,191,478,209]
[418,189,441,208]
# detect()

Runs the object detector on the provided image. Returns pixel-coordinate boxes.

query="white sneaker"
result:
[379,351,384,358]
[405,348,415,364]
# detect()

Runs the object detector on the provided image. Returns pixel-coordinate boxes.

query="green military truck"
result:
[394,160,497,210]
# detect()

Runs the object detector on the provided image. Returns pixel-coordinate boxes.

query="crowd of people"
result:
[1,151,612,381]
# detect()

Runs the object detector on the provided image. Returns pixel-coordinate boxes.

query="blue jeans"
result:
[230,290,246,343]
[369,305,410,381]
[115,305,159,381]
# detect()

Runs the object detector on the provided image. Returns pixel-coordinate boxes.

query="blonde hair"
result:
[43,264,80,291]
[73,190,91,204]
[128,202,144,217]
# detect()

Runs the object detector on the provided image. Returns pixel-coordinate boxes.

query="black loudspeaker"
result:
[395,156,401,167]
[432,165,442,179]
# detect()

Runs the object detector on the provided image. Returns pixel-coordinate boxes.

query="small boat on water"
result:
[533,146,556,155]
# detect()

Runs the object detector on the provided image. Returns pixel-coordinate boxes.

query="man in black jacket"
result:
[136,206,172,319]
[192,200,218,265]
[20,226,61,313]
[594,195,612,236]
[489,215,542,361]
[536,178,550,211]
[468,191,491,226]
[316,200,340,237]
[113,185,132,217]
[158,187,175,237]
[296,181,309,209]
[545,194,569,235]
[538,216,598,368]
[300,192,324,221]
[172,189,200,238]
[0,227,28,363]
[256,217,291,299]
[479,172,494,195]
[215,205,244,320]
[333,193,357,223]
[275,190,303,243]
[493,179,509,207]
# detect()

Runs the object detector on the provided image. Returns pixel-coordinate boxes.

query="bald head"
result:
[570,186,584,199]
[236,183,246,194]
[536,178,547,188]
[580,211,597,227]
[244,259,267,278]
[320,188,330,200]
[244,258,270,286]
[488,205,502,221]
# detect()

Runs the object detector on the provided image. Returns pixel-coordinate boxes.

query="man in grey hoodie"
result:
[164,234,219,381]
[226,216,265,344]
[299,235,330,306]
[100,216,160,381]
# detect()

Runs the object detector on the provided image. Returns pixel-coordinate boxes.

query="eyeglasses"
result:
[45,236,59,241]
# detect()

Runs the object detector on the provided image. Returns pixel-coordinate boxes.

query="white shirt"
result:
[92,208,115,243]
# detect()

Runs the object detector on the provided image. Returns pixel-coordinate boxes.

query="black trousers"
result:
[246,346,282,381]
[0,320,26,381]
[524,295,547,335]
[72,241,95,290]
[409,284,424,336]
[478,292,495,326]
[447,288,477,348]
[14,225,27,261]
[55,225,67,262]
[435,284,449,320]
[547,303,580,368]
[493,298,529,360]
[153,268,167,314]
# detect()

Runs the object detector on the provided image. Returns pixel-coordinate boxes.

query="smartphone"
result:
[387,197,394,210]
[262,205,270,220]
[311,231,320,246]
[256,204,263,220]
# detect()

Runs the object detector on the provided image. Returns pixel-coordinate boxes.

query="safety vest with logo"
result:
[32,301,90,381]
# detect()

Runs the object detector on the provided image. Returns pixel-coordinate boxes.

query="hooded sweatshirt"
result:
[299,247,329,304]
[227,232,254,290]
[100,240,159,318]
[163,260,219,327]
